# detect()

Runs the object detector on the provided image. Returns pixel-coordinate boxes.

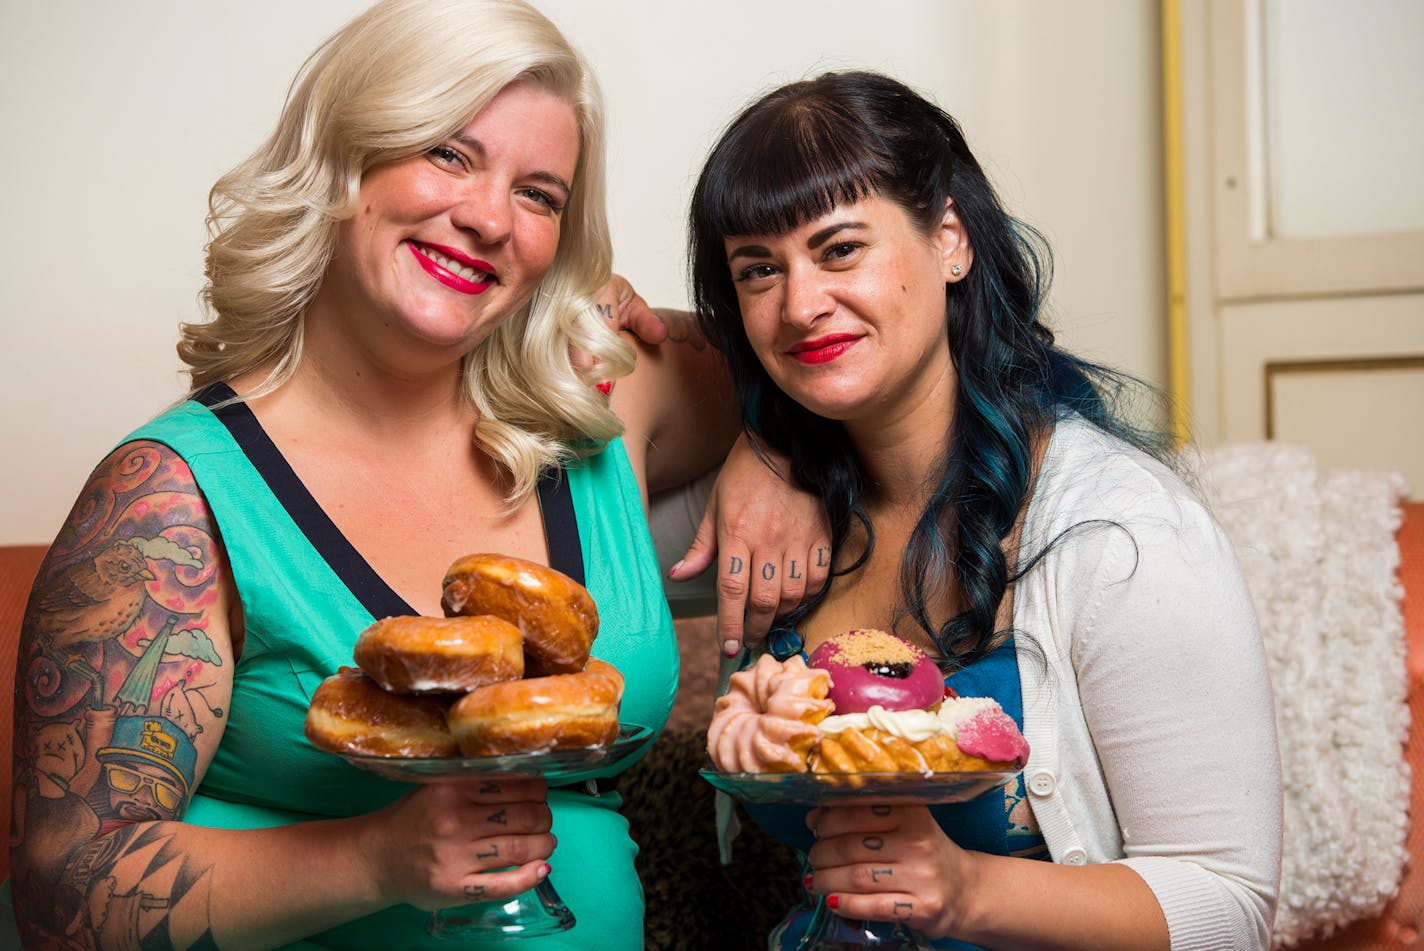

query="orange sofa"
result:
[2,501,1421,948]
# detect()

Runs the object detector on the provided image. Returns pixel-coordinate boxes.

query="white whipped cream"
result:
[819,697,1003,743]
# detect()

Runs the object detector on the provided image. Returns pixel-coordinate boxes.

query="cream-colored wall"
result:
[0,0,1163,545]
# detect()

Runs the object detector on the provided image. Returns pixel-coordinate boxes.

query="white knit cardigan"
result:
[1013,417,1282,951]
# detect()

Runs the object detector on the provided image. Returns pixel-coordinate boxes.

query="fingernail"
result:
[665,559,684,579]
[827,895,840,910]
[596,381,613,395]
[803,873,813,890]
[722,639,740,658]
[537,863,551,880]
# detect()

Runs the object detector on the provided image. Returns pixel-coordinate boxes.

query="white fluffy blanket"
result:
[1196,443,1410,947]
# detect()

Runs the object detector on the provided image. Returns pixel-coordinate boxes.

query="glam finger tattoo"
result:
[761,562,775,581]
[893,901,913,920]
[596,303,613,321]
[727,556,744,575]
[487,808,508,826]
[870,867,893,883]
[870,805,892,817]
[476,844,500,860]
[480,781,501,794]
[789,560,801,580]
[862,835,885,851]
[816,547,830,568]
[464,884,488,900]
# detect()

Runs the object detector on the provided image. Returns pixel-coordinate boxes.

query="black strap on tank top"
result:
[194,382,585,618]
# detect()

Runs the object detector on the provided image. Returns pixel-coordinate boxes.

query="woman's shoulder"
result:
[1030,414,1213,538]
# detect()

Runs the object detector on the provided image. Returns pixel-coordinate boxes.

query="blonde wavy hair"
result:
[180,0,634,501]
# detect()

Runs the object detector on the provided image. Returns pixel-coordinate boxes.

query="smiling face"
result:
[723,194,972,428]
[319,79,581,362]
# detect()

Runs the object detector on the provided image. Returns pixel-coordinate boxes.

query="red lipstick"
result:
[789,333,860,365]
[407,242,495,295]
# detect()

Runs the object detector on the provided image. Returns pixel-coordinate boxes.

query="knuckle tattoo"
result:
[863,835,885,851]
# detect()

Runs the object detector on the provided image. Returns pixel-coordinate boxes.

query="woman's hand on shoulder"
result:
[359,776,555,909]
[587,275,831,650]
[590,274,668,353]
[669,434,831,656]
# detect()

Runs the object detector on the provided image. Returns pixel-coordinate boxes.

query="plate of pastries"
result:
[701,628,1028,805]
[305,553,651,783]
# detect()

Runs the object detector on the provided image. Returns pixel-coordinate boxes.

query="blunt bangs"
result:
[700,95,895,239]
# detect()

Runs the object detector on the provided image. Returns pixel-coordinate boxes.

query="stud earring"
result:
[951,264,963,276]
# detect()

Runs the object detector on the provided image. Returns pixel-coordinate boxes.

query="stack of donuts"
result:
[305,554,624,758]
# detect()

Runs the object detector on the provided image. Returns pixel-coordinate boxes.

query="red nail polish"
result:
[827,895,840,910]
[595,381,613,395]
[803,873,813,889]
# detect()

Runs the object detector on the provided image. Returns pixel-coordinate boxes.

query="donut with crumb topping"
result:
[807,628,944,713]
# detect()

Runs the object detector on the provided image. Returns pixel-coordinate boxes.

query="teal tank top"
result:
[123,387,676,949]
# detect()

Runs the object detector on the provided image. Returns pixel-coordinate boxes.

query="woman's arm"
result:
[9,443,553,949]
[598,279,830,651]
[807,804,1169,950]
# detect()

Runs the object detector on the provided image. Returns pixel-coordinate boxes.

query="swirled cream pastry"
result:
[706,654,833,772]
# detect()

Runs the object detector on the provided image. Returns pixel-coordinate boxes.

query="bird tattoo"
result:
[31,540,157,651]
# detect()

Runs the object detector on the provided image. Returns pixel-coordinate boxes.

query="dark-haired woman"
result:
[691,71,1281,950]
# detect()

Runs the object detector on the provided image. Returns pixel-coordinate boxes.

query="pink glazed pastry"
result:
[808,629,945,714]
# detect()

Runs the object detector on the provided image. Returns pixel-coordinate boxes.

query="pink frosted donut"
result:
[808,629,944,714]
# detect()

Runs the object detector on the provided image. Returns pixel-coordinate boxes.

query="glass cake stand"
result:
[700,767,1021,950]
[339,723,654,941]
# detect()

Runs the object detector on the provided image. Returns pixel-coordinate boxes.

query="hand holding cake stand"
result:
[705,632,1032,950]
[700,767,1021,950]
[338,724,654,941]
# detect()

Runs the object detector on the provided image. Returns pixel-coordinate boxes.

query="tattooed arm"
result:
[9,442,554,950]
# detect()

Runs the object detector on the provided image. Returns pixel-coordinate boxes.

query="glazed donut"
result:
[446,658,623,756]
[353,615,523,694]
[304,667,458,758]
[808,628,944,713]
[441,553,598,677]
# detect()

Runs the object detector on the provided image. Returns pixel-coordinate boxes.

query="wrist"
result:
[935,847,987,940]
[336,809,393,909]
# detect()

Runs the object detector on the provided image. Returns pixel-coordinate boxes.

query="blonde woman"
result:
[4,1,823,948]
